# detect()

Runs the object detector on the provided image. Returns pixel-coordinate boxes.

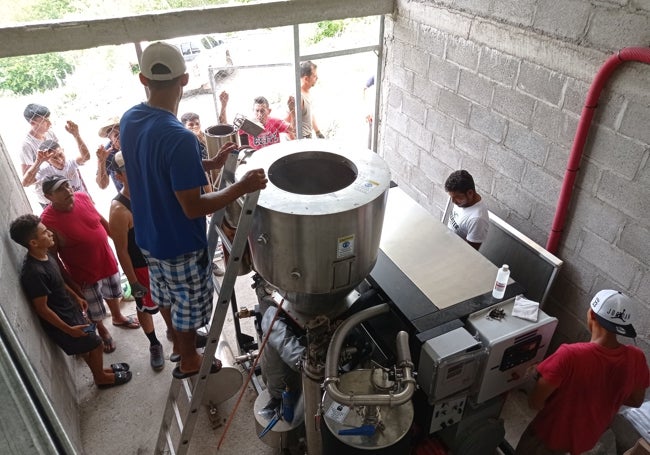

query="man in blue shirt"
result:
[120,42,267,379]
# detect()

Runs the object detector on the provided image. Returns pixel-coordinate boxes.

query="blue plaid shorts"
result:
[81,272,121,321]
[142,248,214,331]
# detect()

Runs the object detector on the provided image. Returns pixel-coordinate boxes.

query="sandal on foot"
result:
[97,370,132,389]
[112,315,140,329]
[110,363,130,373]
[172,359,222,380]
[102,337,116,354]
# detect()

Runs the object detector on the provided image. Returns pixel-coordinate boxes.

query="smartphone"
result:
[82,323,96,334]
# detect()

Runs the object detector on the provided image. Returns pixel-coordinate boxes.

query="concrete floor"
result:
[76,266,621,455]
[77,265,275,455]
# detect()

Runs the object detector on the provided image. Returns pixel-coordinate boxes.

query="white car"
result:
[166,35,234,91]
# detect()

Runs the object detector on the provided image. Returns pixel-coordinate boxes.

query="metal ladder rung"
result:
[181,378,193,402]
[172,400,184,433]
[164,432,176,455]
[215,226,232,254]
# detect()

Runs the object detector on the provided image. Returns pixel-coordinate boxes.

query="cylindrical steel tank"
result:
[205,124,239,159]
[321,369,414,454]
[205,124,240,184]
[235,140,391,314]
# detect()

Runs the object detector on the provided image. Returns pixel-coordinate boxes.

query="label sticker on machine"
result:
[337,235,355,258]
[325,402,350,423]
[354,179,380,194]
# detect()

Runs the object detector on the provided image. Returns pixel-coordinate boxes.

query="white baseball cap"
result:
[140,42,187,81]
[590,289,637,338]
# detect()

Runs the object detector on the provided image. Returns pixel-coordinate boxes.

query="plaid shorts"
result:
[81,272,122,321]
[142,248,214,331]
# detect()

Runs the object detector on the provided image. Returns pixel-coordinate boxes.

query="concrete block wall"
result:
[380,0,650,353]
[0,135,82,451]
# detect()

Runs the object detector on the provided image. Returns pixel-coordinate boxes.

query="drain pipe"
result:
[546,47,650,254]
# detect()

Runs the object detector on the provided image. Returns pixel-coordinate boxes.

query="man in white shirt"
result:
[445,170,489,250]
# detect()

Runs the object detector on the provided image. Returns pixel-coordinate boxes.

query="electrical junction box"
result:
[467,297,558,403]
[417,327,484,403]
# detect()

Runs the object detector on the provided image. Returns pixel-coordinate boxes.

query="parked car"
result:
[166,35,234,91]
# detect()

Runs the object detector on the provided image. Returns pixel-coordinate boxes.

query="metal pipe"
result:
[292,24,304,139]
[372,15,385,152]
[546,47,650,254]
[323,304,416,407]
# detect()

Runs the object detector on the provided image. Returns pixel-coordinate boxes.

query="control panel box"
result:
[418,327,484,402]
[467,297,558,403]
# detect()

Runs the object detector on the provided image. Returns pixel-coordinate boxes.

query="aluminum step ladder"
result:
[154,149,259,455]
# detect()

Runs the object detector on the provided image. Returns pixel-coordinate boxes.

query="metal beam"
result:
[0,0,394,58]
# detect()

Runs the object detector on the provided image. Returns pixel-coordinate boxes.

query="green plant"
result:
[0,54,74,95]
[130,62,141,75]
[309,20,346,44]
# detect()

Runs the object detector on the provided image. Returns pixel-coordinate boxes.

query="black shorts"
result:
[43,324,102,355]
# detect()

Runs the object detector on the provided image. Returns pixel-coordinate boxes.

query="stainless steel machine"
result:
[235,140,561,455]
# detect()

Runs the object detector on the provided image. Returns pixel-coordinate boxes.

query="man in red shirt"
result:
[219,92,295,149]
[515,290,649,455]
[41,175,140,354]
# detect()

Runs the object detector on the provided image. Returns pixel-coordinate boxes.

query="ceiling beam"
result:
[0,0,394,58]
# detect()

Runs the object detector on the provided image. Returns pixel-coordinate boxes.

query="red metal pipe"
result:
[546,47,650,254]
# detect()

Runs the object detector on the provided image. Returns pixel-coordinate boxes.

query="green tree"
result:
[0,0,78,95]
[309,20,346,44]
[0,54,74,95]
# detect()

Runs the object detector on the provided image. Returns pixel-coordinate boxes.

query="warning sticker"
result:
[325,402,350,424]
[337,235,355,258]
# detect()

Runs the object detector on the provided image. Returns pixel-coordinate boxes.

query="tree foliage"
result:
[0,0,77,95]
[0,54,74,95]
[309,20,346,44]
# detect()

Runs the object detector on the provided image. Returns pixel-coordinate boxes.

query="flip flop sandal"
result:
[110,363,130,373]
[97,370,132,389]
[102,337,116,353]
[112,315,140,329]
[172,359,222,380]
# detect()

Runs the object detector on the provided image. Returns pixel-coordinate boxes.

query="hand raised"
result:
[96,145,110,160]
[64,120,80,137]
[36,149,53,163]
[220,91,229,107]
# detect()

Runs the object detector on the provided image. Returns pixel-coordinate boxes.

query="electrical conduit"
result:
[547,47,650,254]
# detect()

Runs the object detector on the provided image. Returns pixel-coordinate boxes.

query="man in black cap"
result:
[40,175,141,355]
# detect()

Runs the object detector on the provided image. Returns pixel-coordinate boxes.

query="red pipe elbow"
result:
[546,47,650,254]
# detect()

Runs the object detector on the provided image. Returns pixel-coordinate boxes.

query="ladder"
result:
[154,149,259,455]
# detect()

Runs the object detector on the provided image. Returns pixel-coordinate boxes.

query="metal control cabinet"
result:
[417,327,484,402]
[467,297,558,403]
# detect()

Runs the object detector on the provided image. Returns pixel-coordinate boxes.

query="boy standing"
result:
[9,214,132,389]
